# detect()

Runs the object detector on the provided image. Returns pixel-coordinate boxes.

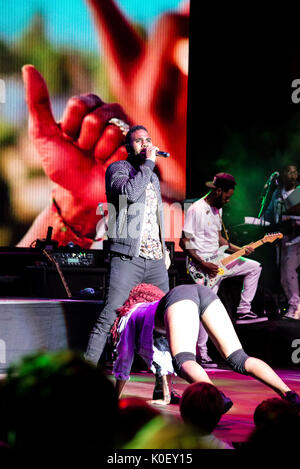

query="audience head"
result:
[247,397,300,448]
[180,382,224,434]
[117,397,160,446]
[0,350,119,452]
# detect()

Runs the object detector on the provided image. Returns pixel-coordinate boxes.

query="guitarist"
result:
[180,173,268,366]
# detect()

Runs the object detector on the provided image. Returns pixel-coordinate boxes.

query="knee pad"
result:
[172,352,196,377]
[226,349,249,375]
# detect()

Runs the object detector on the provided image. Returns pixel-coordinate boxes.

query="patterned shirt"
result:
[139,183,163,259]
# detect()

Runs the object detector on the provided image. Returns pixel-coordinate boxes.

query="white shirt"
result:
[183,197,222,256]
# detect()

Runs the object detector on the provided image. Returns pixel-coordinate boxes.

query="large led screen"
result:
[0,0,189,248]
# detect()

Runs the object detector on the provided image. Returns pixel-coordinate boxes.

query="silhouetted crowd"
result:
[0,350,299,455]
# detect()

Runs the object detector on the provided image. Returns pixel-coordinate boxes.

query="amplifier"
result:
[51,251,97,267]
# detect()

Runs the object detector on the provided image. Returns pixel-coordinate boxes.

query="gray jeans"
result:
[281,241,300,308]
[85,253,169,365]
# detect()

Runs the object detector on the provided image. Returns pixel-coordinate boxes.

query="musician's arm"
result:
[218,232,240,252]
[180,231,219,276]
[218,232,254,255]
[179,232,204,263]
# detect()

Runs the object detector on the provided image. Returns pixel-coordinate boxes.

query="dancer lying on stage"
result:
[111,283,300,412]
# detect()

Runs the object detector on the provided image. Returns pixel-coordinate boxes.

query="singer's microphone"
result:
[263,171,279,189]
[156,150,170,158]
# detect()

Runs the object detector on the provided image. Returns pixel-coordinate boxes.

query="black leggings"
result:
[156,284,218,324]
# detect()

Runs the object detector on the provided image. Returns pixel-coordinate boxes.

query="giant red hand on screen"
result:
[87,0,189,200]
[18,65,130,247]
[18,0,189,247]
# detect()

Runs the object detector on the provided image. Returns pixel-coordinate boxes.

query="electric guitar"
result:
[186,232,283,288]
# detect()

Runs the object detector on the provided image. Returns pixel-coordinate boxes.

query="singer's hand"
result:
[145,144,159,163]
[18,65,131,248]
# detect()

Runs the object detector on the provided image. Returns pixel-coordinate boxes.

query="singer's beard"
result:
[128,150,146,165]
[136,150,148,164]
[139,149,147,159]
[214,195,223,209]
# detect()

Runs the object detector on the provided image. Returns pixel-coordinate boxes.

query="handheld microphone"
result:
[156,150,170,158]
[263,171,279,189]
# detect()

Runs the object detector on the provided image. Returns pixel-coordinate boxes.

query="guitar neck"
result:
[221,239,264,266]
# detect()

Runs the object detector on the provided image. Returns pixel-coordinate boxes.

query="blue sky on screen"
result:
[0,0,183,51]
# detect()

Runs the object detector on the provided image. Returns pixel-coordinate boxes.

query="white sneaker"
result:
[284,303,300,320]
[235,311,268,324]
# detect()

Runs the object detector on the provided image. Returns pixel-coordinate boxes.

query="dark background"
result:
[187,4,300,229]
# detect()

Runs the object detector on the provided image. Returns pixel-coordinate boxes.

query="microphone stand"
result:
[257,177,276,219]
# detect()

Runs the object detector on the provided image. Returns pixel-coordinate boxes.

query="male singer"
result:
[85,125,171,368]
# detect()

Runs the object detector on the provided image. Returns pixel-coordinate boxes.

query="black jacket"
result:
[105,156,166,257]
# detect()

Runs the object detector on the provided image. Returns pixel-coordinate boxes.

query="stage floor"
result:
[110,366,300,446]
